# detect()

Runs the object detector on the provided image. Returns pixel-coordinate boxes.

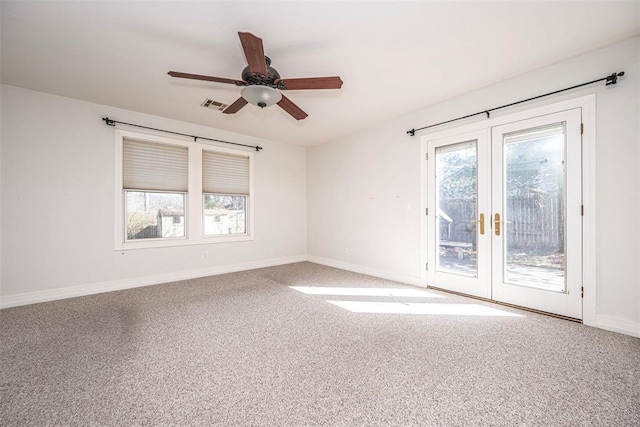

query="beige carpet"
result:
[1,262,639,426]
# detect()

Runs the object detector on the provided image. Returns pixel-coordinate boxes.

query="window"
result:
[202,151,250,236]
[122,139,188,241]
[114,130,254,250]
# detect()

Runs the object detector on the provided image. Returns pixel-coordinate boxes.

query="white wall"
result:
[1,85,307,304]
[308,37,640,336]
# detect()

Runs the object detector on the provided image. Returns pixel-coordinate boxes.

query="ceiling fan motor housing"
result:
[241,56,282,88]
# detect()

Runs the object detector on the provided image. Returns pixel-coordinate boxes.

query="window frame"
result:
[114,129,254,250]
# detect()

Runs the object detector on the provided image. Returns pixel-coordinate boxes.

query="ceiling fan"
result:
[168,32,343,120]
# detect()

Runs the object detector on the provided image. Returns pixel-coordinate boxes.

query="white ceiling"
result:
[2,1,639,147]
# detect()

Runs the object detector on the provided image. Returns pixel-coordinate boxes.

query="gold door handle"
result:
[494,213,509,236]
[471,213,485,235]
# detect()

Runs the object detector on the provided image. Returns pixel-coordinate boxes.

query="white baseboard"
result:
[595,314,640,338]
[0,255,307,309]
[306,255,424,288]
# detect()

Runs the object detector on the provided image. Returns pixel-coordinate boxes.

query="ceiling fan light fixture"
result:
[241,85,282,108]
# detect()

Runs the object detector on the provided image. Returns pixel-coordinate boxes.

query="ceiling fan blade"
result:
[168,71,245,86]
[276,76,343,90]
[222,97,248,114]
[238,32,268,77]
[277,94,308,120]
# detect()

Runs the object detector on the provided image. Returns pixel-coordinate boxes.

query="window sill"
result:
[115,235,254,251]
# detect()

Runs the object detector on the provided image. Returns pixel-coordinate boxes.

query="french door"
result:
[426,108,583,319]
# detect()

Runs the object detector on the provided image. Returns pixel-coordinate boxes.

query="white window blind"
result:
[202,151,250,195]
[123,138,188,192]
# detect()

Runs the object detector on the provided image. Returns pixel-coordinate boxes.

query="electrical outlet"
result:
[202,251,209,259]
[344,247,349,255]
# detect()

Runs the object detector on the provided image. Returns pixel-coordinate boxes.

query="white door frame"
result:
[420,94,597,326]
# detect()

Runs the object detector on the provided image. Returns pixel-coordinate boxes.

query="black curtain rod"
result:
[102,117,263,151]
[406,71,625,137]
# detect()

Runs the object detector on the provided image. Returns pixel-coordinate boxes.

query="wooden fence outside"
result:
[439,196,564,253]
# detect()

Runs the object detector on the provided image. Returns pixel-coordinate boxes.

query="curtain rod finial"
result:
[407,129,416,137]
[606,71,625,86]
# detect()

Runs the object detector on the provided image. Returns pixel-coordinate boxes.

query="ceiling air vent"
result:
[200,98,228,111]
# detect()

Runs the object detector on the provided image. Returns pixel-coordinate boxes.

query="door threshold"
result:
[427,285,582,323]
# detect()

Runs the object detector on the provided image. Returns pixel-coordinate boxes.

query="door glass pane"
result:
[435,141,478,277]
[503,123,565,292]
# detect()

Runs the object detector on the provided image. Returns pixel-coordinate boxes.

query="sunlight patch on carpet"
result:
[327,301,524,317]
[289,286,443,298]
